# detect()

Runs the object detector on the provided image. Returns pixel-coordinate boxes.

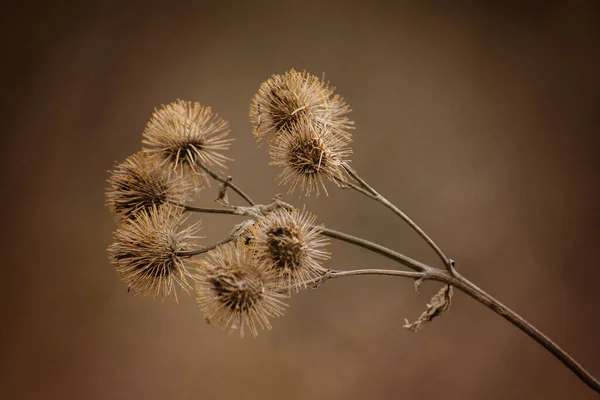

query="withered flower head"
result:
[194,242,287,338]
[269,121,352,196]
[249,69,354,143]
[106,151,194,218]
[108,204,200,302]
[247,208,329,291]
[142,100,233,182]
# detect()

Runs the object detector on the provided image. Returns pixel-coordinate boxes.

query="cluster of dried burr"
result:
[104,68,600,395]
[106,70,357,337]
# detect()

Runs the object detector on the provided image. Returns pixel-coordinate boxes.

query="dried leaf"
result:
[230,219,257,238]
[215,177,232,206]
[404,284,453,332]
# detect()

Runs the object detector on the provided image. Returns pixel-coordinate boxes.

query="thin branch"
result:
[320,228,429,273]
[321,229,600,394]
[177,237,234,257]
[329,268,424,280]
[428,270,600,393]
[299,268,425,290]
[182,205,238,215]
[177,200,600,393]
[344,165,455,274]
[196,162,255,206]
[334,176,377,198]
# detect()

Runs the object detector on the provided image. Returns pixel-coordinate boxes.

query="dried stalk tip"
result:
[246,208,329,291]
[142,100,233,184]
[107,204,201,302]
[194,242,287,338]
[106,151,194,218]
[249,69,354,143]
[269,121,352,196]
[404,284,453,332]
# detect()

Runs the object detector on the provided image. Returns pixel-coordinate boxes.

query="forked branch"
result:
[181,165,600,394]
[343,165,456,274]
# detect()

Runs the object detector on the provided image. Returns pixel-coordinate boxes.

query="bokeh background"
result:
[2,1,599,399]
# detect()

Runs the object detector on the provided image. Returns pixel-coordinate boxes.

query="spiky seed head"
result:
[142,100,233,184]
[107,204,200,302]
[194,242,287,338]
[269,121,352,196]
[249,69,354,143]
[246,208,329,291]
[105,151,194,219]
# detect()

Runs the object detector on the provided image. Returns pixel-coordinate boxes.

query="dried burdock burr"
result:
[108,203,200,301]
[249,69,354,143]
[269,120,352,196]
[106,151,194,218]
[142,100,233,183]
[246,208,329,291]
[193,242,287,338]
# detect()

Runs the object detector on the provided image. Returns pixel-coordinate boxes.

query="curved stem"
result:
[334,175,376,198]
[177,237,234,257]
[320,228,429,273]
[176,200,600,392]
[300,268,425,291]
[320,232,600,393]
[197,162,255,206]
[344,166,454,273]
[329,268,424,280]
[429,271,600,393]
[183,205,238,215]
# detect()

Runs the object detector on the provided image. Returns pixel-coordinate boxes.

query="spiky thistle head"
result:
[249,69,354,143]
[194,242,287,338]
[107,204,201,302]
[105,151,194,219]
[246,208,329,291]
[269,120,352,196]
[142,100,233,183]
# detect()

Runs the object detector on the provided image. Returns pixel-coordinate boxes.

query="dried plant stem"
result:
[336,176,375,198]
[344,166,455,274]
[325,268,425,281]
[196,162,255,206]
[180,171,599,393]
[177,237,234,257]
[320,228,429,273]
[318,229,600,394]
[442,275,600,394]
[183,205,238,215]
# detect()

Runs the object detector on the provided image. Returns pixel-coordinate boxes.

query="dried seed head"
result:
[107,204,200,301]
[106,151,194,218]
[269,121,352,196]
[142,100,233,183]
[247,208,329,291]
[249,69,353,143]
[194,242,287,338]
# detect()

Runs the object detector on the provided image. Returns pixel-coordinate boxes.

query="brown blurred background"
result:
[2,1,599,399]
